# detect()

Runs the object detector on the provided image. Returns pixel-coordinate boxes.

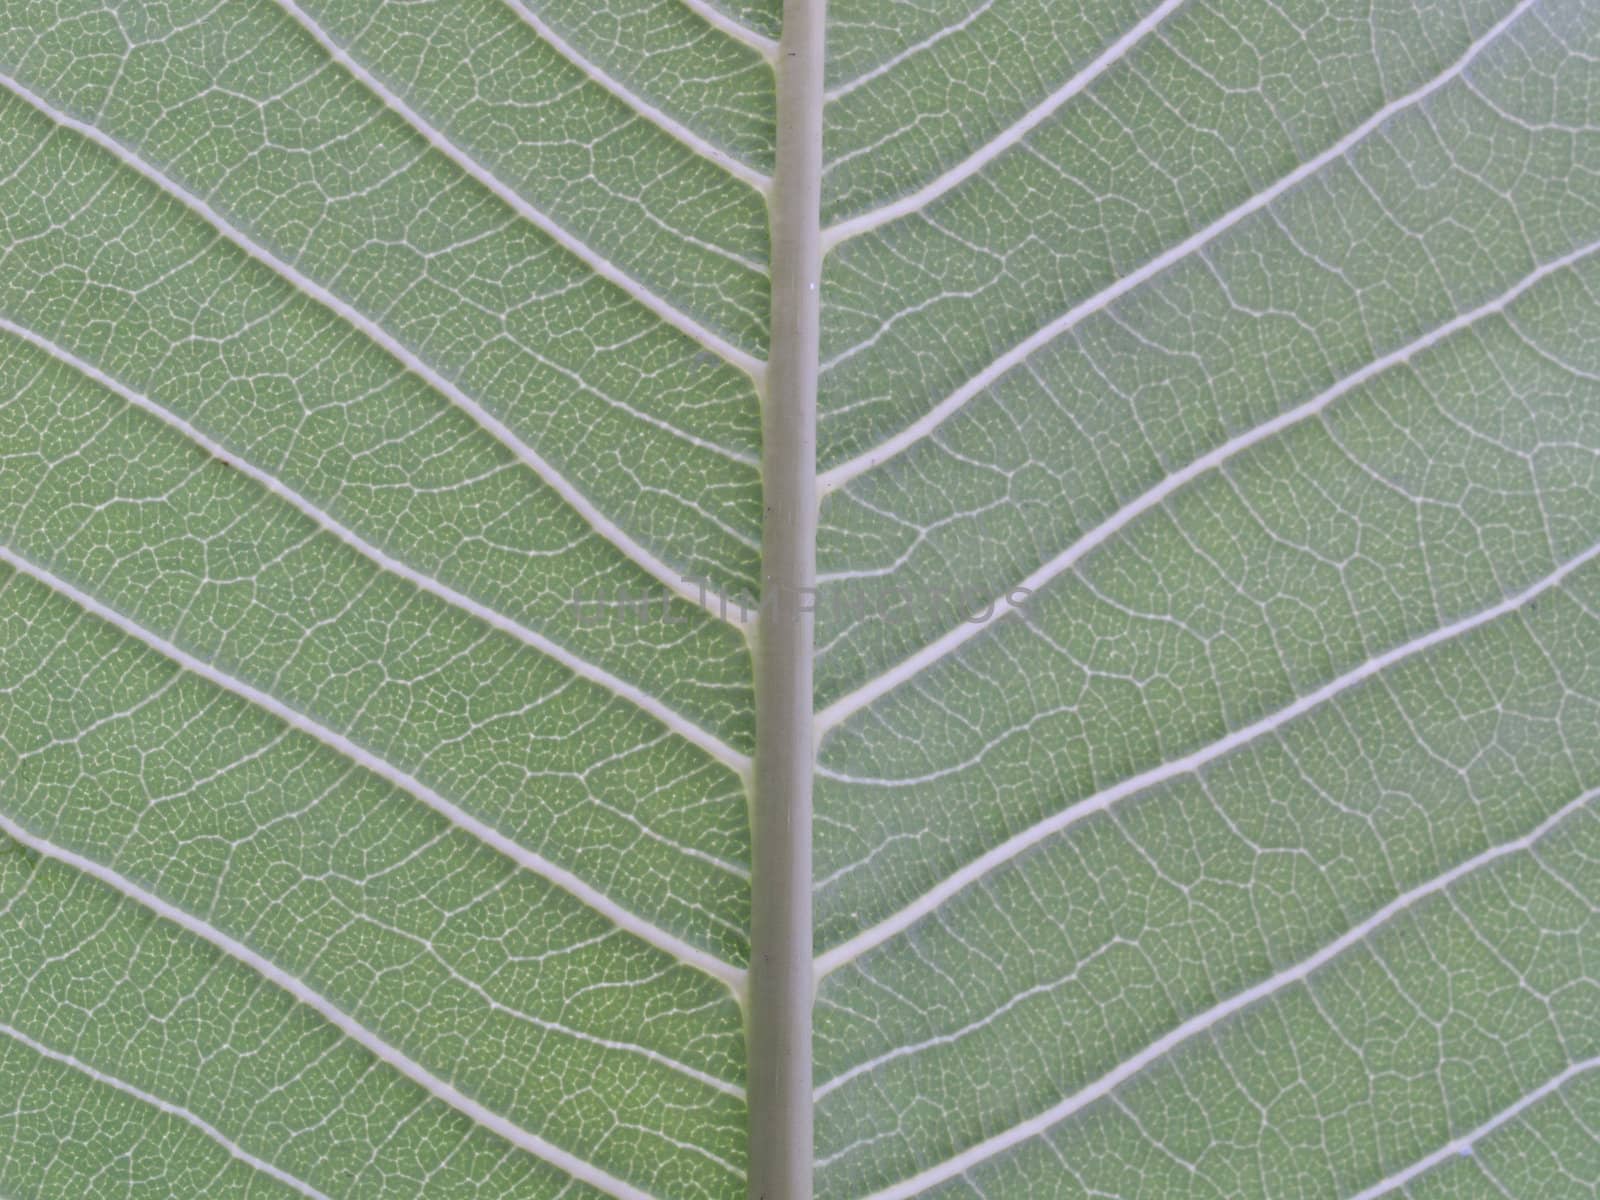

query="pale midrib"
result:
[845,788,1598,1196]
[504,0,774,191]
[0,1020,333,1200]
[814,229,1600,737]
[0,816,664,1200]
[0,70,751,630]
[748,1,824,1197]
[0,545,748,995]
[272,0,766,377]
[0,317,750,780]
[816,537,1600,977]
[816,0,1538,490]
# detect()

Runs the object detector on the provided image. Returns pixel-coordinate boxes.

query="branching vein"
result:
[0,544,749,994]
[0,69,752,629]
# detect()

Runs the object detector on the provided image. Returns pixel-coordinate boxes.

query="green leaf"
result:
[0,0,1596,1198]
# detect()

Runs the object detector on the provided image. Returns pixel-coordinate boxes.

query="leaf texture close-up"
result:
[0,0,1598,1198]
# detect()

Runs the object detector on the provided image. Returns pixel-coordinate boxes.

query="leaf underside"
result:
[1,0,1598,1198]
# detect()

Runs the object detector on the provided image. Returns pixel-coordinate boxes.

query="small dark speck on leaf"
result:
[692,350,718,367]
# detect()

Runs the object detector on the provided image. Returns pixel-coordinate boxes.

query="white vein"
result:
[503,0,772,192]
[9,329,755,800]
[0,545,748,996]
[0,318,751,780]
[814,941,1122,1102]
[814,231,1600,735]
[815,539,1600,977]
[1348,1058,1600,1200]
[819,0,1190,248]
[848,788,1599,1197]
[0,1021,333,1200]
[272,0,765,377]
[824,0,996,103]
[817,0,1539,486]
[677,0,779,60]
[0,70,751,629]
[0,817,662,1200]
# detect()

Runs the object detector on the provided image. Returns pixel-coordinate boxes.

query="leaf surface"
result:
[1,0,1597,1197]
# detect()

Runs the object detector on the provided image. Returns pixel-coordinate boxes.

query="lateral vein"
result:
[823,0,995,103]
[819,0,1188,247]
[0,544,749,995]
[0,819,665,1200]
[815,233,1600,734]
[0,318,751,778]
[271,0,766,377]
[1347,1058,1600,1200]
[844,788,1598,1196]
[817,0,1540,485]
[503,0,773,192]
[0,69,751,630]
[0,1021,334,1200]
[815,540,1600,977]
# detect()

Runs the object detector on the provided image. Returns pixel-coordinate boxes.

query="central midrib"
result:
[749,1,826,1197]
